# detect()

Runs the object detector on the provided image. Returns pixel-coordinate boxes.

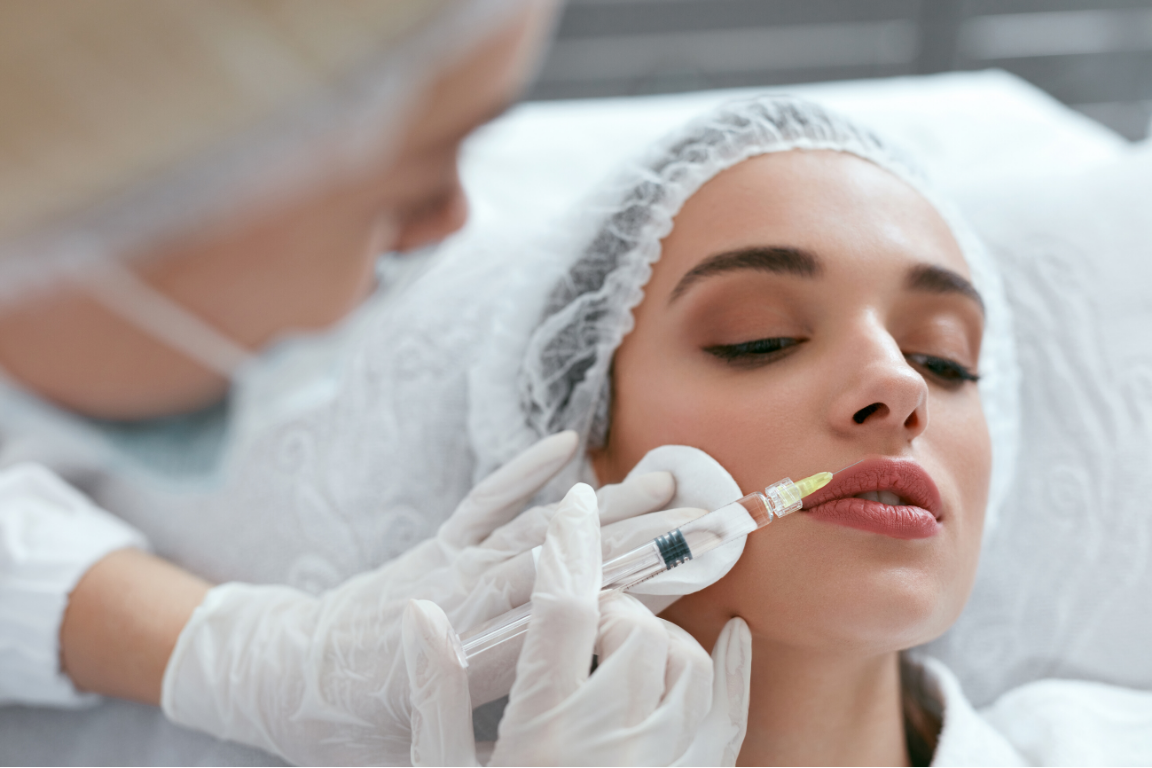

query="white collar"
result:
[915,656,1028,767]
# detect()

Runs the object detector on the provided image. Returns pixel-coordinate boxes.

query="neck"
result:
[737,641,909,767]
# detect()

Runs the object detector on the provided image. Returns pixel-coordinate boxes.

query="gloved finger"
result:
[501,483,601,725]
[658,620,719,761]
[596,471,676,525]
[672,617,753,768]
[476,502,553,554]
[440,431,578,548]
[585,591,669,729]
[447,549,537,634]
[402,599,479,768]
[477,471,676,558]
[575,601,713,766]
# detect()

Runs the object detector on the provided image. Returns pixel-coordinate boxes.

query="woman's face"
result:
[592,150,990,655]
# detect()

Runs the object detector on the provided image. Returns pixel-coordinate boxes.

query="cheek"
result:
[607,338,822,492]
[926,392,992,602]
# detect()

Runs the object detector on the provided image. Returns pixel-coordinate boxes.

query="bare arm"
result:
[59,548,210,706]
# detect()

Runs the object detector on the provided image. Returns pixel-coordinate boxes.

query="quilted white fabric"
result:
[923,654,1152,766]
[923,142,1152,705]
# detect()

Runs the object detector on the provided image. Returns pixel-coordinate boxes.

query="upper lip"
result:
[802,457,943,519]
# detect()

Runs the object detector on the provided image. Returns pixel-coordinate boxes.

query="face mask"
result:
[82,399,232,480]
[0,261,354,487]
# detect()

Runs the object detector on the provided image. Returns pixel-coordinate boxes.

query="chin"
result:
[817,577,962,654]
[722,554,966,656]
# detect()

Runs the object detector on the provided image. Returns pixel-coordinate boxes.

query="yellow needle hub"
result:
[793,471,833,499]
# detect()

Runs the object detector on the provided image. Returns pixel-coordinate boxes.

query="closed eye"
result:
[705,337,803,366]
[906,353,979,385]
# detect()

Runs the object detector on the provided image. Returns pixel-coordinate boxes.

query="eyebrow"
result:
[669,245,985,314]
[905,264,984,314]
[669,246,821,302]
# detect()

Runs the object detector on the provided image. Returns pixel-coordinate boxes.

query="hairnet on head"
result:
[470,96,1019,529]
[0,0,535,310]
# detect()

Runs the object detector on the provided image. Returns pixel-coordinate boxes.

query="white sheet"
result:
[457,69,1126,239]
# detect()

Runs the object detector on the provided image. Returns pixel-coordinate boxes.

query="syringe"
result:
[457,471,832,664]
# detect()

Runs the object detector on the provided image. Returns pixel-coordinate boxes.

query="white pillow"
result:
[923,143,1152,704]
[457,69,1125,238]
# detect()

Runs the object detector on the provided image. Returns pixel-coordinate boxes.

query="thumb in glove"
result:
[673,617,753,767]
[403,599,479,767]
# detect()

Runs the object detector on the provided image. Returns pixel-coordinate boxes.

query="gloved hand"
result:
[403,483,753,766]
[671,617,752,767]
[161,431,685,766]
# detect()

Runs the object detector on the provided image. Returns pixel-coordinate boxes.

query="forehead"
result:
[658,150,969,283]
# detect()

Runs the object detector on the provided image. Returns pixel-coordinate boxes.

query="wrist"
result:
[61,548,210,705]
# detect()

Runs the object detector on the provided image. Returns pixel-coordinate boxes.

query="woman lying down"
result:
[412,97,1152,765]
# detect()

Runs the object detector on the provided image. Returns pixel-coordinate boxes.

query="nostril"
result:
[853,403,885,424]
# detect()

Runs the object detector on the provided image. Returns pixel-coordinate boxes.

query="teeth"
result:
[854,490,905,505]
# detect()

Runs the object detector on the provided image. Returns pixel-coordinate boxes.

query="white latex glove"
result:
[403,483,754,766]
[671,617,752,767]
[162,432,682,766]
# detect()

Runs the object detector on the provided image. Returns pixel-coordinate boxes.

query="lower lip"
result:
[805,498,940,540]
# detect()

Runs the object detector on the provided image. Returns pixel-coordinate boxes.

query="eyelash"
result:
[905,353,980,385]
[705,339,980,385]
[704,337,801,364]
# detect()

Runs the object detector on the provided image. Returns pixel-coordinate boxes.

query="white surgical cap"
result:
[0,0,532,309]
[469,96,1020,530]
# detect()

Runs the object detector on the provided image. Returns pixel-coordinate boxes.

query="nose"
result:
[826,322,929,444]
[394,177,469,253]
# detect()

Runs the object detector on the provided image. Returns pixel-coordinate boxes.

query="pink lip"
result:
[801,457,943,540]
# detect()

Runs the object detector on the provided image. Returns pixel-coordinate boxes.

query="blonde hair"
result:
[0,0,457,240]
[0,0,524,305]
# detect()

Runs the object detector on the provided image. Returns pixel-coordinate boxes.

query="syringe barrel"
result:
[459,601,532,662]
[602,540,666,591]
[461,541,666,662]
[460,479,803,665]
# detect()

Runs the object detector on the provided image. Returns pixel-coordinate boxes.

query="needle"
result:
[832,458,864,475]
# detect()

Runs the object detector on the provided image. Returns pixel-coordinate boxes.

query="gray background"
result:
[530,0,1152,140]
